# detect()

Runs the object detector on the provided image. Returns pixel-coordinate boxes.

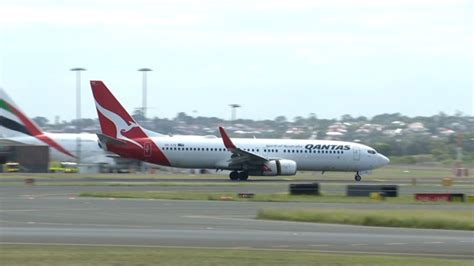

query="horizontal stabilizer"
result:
[97,133,127,146]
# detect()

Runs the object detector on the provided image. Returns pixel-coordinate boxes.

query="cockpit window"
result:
[368,150,376,154]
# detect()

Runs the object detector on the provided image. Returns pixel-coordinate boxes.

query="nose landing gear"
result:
[354,172,362,182]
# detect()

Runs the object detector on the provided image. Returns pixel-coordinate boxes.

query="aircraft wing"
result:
[218,127,268,167]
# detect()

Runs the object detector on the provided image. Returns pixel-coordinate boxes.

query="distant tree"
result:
[80,118,95,128]
[371,113,403,124]
[274,116,287,124]
[132,108,145,122]
[32,116,49,127]
[175,112,193,123]
[373,142,392,156]
[341,114,354,122]
[293,116,305,125]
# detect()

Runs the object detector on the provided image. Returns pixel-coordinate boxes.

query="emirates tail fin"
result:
[0,88,45,138]
[0,88,75,158]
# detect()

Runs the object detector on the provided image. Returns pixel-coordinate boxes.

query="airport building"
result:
[0,139,49,173]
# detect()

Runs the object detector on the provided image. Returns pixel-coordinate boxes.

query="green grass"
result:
[257,208,474,230]
[0,245,471,266]
[79,190,468,205]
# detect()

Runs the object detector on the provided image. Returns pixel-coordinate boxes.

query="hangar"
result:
[0,139,49,173]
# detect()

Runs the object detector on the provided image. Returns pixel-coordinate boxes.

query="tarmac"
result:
[1,183,473,259]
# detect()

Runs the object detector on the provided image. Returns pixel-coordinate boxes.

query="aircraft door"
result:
[353,147,360,161]
[144,142,152,158]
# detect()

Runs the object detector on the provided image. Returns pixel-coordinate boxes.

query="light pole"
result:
[229,104,241,122]
[70,67,86,164]
[138,68,152,120]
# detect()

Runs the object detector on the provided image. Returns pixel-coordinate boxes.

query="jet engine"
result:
[97,140,107,151]
[249,159,297,176]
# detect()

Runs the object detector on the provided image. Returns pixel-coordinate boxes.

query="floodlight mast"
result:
[70,67,86,164]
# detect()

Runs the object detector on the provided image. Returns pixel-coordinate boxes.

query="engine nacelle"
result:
[97,140,108,151]
[249,159,297,176]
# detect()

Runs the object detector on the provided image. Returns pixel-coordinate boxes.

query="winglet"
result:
[219,127,236,149]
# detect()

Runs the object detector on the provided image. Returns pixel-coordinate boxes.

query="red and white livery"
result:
[90,81,390,181]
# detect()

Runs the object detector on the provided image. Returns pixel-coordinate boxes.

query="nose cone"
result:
[379,154,390,166]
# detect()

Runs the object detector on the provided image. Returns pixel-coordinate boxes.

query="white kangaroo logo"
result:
[95,101,143,148]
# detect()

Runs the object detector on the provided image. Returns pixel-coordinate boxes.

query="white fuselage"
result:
[146,136,389,172]
[6,132,114,164]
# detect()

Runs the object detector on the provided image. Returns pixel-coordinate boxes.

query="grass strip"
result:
[257,208,474,230]
[0,244,471,266]
[79,190,465,205]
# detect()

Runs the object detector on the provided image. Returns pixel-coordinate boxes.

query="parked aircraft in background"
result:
[90,80,390,181]
[0,88,116,166]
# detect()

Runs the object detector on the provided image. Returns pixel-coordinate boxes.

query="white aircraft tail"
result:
[0,88,45,138]
[0,88,75,158]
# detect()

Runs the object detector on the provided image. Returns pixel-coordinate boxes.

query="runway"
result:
[1,185,473,259]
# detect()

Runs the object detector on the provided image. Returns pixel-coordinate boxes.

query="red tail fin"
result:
[90,80,171,166]
[90,80,139,138]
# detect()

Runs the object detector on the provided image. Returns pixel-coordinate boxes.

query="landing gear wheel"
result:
[354,172,362,182]
[229,171,239,181]
[238,171,249,181]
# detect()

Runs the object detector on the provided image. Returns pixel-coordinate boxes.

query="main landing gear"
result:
[354,172,362,182]
[229,171,249,181]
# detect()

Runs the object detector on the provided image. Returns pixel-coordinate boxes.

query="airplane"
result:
[0,88,117,167]
[90,80,390,181]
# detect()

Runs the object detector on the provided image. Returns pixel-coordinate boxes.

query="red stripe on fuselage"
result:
[7,102,75,158]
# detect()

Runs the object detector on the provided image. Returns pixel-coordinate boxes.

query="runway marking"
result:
[459,240,474,243]
[310,244,330,247]
[1,242,472,259]
[385,243,407,245]
[182,215,473,232]
[350,244,368,246]
[0,219,152,228]
[423,241,444,244]
[0,209,40,212]
[21,193,73,198]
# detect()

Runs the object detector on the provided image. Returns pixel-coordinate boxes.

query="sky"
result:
[0,0,472,123]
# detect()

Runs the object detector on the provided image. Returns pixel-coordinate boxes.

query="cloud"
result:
[251,0,468,10]
[0,5,203,29]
